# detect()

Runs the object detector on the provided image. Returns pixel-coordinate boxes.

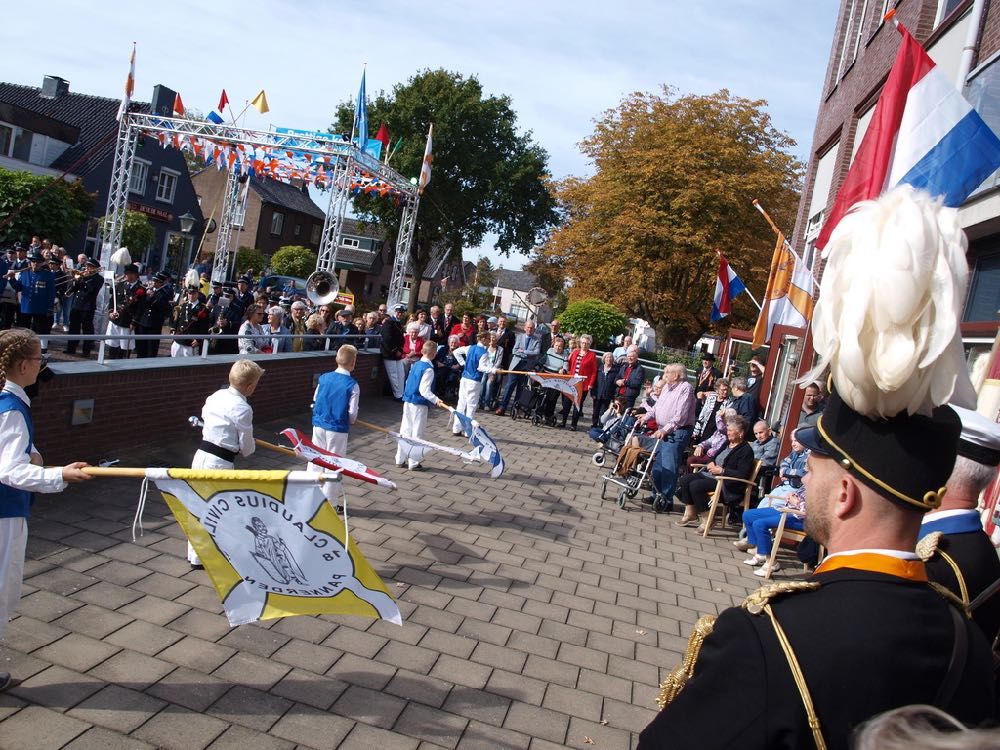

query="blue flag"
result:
[354,68,368,149]
[451,411,505,478]
[206,110,224,125]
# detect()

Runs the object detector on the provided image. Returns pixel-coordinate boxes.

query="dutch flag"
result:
[817,23,1000,250]
[711,253,747,322]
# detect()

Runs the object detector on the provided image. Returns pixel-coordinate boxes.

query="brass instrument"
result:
[306,270,340,306]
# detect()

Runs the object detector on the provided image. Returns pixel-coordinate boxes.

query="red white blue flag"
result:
[817,23,1000,250]
[711,253,747,321]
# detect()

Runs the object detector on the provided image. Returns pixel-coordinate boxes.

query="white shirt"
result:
[822,548,919,563]
[417,356,440,405]
[200,386,255,457]
[0,383,66,493]
[312,366,360,426]
[478,348,501,374]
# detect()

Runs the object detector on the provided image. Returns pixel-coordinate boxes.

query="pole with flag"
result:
[116,43,136,122]
[418,124,433,195]
[711,252,758,321]
[375,122,390,162]
[352,66,368,150]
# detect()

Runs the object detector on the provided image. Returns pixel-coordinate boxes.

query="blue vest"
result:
[461,344,487,382]
[312,371,357,433]
[0,391,34,518]
[404,360,433,406]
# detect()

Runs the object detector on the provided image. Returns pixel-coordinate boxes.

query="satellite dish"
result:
[526,287,548,306]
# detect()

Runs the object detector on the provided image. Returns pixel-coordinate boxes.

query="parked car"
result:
[258,274,308,297]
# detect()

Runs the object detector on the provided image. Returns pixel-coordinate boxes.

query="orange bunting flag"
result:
[418,123,433,195]
[173,92,185,117]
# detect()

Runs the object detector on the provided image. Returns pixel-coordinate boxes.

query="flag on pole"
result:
[449,411,506,478]
[418,124,433,195]
[751,233,815,348]
[353,68,368,149]
[173,92,185,117]
[279,428,396,490]
[116,43,136,122]
[710,253,748,321]
[389,429,477,466]
[251,90,270,114]
[817,23,1000,250]
[149,468,401,626]
[206,110,225,125]
[375,122,390,161]
[218,89,229,112]
[526,372,587,408]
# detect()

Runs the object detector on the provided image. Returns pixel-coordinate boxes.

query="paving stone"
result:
[484,668,548,706]
[52,603,133,639]
[117,594,191,625]
[156,635,236,673]
[521,654,579,688]
[503,702,568,745]
[442,686,511,727]
[269,614,336,644]
[270,667,348,710]
[458,719,531,750]
[63,725,158,749]
[212,652,291,690]
[329,651,397,690]
[600,696,659,734]
[339,722,421,750]
[206,724,295,750]
[418,629,476,659]
[133,705,229,750]
[25,567,100,597]
[429,653,492,690]
[541,683,603,722]
[106,619,185,656]
[167,608,231,642]
[394,703,469,749]
[565,716,632,750]
[87,559,153,587]
[0,704,91,749]
[208,685,292,733]
[217,625,290,658]
[456,618,512,646]
[34,633,122,672]
[323,624,388,656]
[145,665,232,713]
[9,664,105,711]
[89,650,176,691]
[0,645,50,686]
[556,642,609,672]
[332,683,408,729]
[577,668,632,703]
[66,684,166,732]
[269,638,342,674]
[2,615,69,651]
[375,640,439,675]
[470,641,527,672]
[384,668,454,709]
[131,572,198,601]
[269,703,354,748]
[15,589,85,622]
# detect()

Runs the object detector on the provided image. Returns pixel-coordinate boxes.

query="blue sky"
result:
[2,0,839,269]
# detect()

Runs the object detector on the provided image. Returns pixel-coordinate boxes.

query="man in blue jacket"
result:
[6,254,55,351]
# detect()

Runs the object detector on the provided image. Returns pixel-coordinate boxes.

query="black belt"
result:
[198,441,237,462]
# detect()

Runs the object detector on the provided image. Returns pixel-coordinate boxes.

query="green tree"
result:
[559,299,629,348]
[270,245,317,278]
[234,246,266,278]
[99,210,154,255]
[473,256,496,290]
[544,87,801,347]
[0,167,94,244]
[332,69,558,311]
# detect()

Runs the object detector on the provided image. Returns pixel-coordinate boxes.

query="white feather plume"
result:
[804,186,973,418]
[184,268,201,290]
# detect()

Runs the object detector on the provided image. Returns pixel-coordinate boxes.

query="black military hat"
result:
[27,253,44,263]
[700,351,716,361]
[797,386,961,511]
[124,263,139,274]
[238,275,251,285]
[211,278,223,287]
[951,405,1000,466]
[84,257,100,268]
[153,271,170,282]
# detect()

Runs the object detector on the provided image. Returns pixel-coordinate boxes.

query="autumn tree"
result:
[332,69,557,311]
[544,88,802,347]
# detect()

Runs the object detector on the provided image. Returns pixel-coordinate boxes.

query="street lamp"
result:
[178,212,197,234]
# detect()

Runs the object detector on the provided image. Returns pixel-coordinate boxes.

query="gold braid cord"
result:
[655,614,717,708]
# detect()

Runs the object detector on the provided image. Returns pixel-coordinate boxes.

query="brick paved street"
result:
[0,395,780,749]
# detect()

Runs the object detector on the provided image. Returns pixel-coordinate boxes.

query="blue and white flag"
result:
[452,411,505,478]
[711,253,748,322]
[353,67,368,149]
[206,110,225,125]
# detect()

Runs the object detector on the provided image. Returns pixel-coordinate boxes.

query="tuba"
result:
[306,270,340,306]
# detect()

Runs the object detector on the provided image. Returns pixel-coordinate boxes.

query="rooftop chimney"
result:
[40,76,70,99]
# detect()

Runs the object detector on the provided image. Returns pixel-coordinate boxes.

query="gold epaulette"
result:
[655,614,717,709]
[916,531,943,562]
[742,581,821,615]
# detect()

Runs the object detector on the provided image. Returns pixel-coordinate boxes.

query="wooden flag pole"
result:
[493,369,575,378]
[256,438,296,458]
[82,467,146,478]
[355,419,392,435]
[752,199,821,285]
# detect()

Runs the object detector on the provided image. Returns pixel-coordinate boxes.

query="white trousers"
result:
[396,402,428,468]
[170,342,196,357]
[452,377,484,434]
[105,321,135,351]
[187,450,233,565]
[310,427,349,473]
[0,517,28,639]
[385,358,405,399]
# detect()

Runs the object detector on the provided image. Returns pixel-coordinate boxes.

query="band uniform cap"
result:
[238,275,251,284]
[84,257,100,268]
[211,278,223,287]
[951,405,1000,467]
[393,303,407,312]
[153,271,170,282]
[796,387,960,511]
[124,263,139,274]
[186,284,200,292]
[27,253,44,263]
[701,352,716,361]
[487,316,498,324]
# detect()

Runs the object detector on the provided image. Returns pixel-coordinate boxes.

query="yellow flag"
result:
[751,232,815,348]
[250,89,270,114]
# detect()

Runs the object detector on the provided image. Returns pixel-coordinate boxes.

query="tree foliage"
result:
[100,210,154,255]
[0,167,94,244]
[332,69,558,310]
[559,299,629,348]
[235,246,267,277]
[270,245,317,278]
[544,88,802,347]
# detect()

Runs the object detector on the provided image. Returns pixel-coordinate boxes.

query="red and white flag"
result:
[116,43,136,122]
[280,428,396,490]
[418,123,433,195]
[173,92,185,117]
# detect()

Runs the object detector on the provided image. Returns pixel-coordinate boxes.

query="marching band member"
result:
[63,257,103,357]
[170,284,211,357]
[105,263,143,359]
[6,254,55,353]
[133,271,173,358]
[396,340,442,471]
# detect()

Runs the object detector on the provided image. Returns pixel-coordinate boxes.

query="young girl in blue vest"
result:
[0,329,90,691]
[397,340,442,470]
[312,344,360,458]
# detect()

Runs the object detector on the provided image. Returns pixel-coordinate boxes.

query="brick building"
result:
[756,0,1000,435]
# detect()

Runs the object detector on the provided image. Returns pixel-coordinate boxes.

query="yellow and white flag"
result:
[751,232,815,348]
[418,123,433,195]
[149,468,400,627]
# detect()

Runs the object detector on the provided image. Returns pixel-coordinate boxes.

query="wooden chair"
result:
[701,461,762,538]
[763,506,826,579]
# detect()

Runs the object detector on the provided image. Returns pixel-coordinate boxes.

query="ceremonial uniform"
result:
[133,275,173,358]
[214,293,244,355]
[312,366,360,458]
[170,296,211,357]
[397,356,441,470]
[451,341,490,434]
[920,509,1000,645]
[105,275,144,357]
[639,555,995,750]
[64,265,104,356]
[188,386,256,565]
[8,262,56,346]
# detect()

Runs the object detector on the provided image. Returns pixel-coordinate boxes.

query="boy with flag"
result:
[397,340,442,471]
[451,332,493,435]
[311,345,360,459]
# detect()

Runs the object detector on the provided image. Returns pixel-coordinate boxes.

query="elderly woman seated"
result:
[675,415,754,529]
[687,407,737,469]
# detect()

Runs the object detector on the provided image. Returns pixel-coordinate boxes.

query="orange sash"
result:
[814,552,927,582]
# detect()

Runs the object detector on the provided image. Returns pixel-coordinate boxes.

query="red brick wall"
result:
[31,352,386,465]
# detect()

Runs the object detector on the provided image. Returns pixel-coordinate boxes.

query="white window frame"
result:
[850,0,871,65]
[340,236,360,248]
[270,211,284,236]
[155,167,179,203]
[936,0,965,27]
[400,279,412,305]
[834,0,859,84]
[129,158,150,194]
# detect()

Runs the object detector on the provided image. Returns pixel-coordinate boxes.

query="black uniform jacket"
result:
[926,529,1000,645]
[638,568,996,750]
